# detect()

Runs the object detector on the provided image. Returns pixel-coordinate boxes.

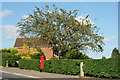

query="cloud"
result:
[1,25,19,40]
[103,37,117,43]
[22,15,29,19]
[75,16,84,22]
[0,10,13,18]
[75,16,94,25]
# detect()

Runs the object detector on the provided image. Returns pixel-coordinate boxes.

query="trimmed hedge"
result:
[82,59,119,78]
[1,53,21,67]
[0,48,18,54]
[18,59,120,79]
[43,59,80,75]
[19,59,40,71]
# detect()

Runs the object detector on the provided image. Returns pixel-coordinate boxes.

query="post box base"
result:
[40,69,43,72]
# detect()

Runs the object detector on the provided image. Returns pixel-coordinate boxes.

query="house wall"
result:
[18,47,53,59]
[41,47,53,59]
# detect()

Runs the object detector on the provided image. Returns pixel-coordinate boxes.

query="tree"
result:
[17,4,104,59]
[111,47,120,58]
[102,56,106,59]
[63,49,90,59]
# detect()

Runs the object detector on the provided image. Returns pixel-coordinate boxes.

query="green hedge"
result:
[18,59,120,79]
[82,59,119,78]
[0,48,18,54]
[43,59,80,75]
[19,59,40,71]
[1,53,21,67]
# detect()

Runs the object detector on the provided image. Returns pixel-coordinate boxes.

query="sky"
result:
[1,0,119,2]
[0,2,118,59]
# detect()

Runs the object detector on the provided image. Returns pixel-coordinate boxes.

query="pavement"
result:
[0,67,119,80]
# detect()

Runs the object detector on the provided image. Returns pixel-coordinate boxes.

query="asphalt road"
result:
[0,67,119,80]
[2,72,27,78]
[1,71,85,80]
[1,72,93,80]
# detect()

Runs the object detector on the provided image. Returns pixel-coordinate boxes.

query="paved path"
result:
[0,67,119,80]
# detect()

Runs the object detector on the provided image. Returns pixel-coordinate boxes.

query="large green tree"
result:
[17,5,104,59]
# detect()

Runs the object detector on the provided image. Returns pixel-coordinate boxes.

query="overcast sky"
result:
[1,2,118,59]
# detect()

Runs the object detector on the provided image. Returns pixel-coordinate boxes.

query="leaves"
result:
[17,4,104,58]
[111,47,120,58]
[19,58,120,78]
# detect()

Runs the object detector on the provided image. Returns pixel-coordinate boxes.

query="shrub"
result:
[9,48,18,54]
[21,55,31,59]
[18,58,120,79]
[2,53,21,67]
[19,59,40,71]
[0,48,18,54]
[43,59,80,75]
[16,45,45,59]
[0,48,10,53]
[102,56,106,59]
[83,59,119,79]
[63,49,90,59]
[31,48,45,59]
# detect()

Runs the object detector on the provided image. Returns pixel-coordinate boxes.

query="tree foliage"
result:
[17,4,104,58]
[16,44,45,59]
[111,47,120,58]
[102,56,106,59]
[63,49,90,59]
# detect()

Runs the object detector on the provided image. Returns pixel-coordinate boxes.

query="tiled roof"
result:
[14,38,50,47]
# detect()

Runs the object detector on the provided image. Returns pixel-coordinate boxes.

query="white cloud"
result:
[0,10,13,18]
[22,15,29,19]
[1,25,19,40]
[75,16,83,22]
[75,16,94,25]
[103,37,118,43]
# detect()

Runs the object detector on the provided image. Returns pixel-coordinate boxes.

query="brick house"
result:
[14,38,55,59]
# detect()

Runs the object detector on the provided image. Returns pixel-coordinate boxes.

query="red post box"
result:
[40,56,45,70]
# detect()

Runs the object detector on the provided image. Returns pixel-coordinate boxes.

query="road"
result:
[0,67,119,80]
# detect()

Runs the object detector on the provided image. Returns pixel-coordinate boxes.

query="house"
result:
[14,38,54,59]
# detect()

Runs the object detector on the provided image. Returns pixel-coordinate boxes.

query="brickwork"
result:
[41,47,53,59]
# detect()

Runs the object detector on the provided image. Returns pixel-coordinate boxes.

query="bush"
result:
[102,56,106,59]
[19,59,40,71]
[0,48,10,53]
[1,53,21,67]
[15,45,45,59]
[82,59,119,78]
[9,48,18,54]
[0,48,18,54]
[63,49,90,59]
[31,48,45,59]
[18,58,120,79]
[43,59,80,75]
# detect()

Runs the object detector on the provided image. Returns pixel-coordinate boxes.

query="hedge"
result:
[18,58,120,79]
[0,48,18,54]
[1,53,21,67]
[19,59,40,71]
[82,59,119,78]
[43,59,80,75]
